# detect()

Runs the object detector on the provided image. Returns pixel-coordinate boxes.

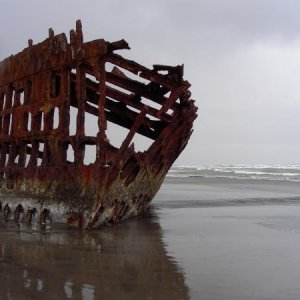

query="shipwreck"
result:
[0,20,197,229]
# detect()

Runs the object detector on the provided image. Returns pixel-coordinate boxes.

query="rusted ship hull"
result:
[0,21,197,229]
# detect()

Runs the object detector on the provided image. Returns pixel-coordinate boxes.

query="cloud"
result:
[1,0,300,164]
[163,0,300,40]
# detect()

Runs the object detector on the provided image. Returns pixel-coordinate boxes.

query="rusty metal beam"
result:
[0,20,198,229]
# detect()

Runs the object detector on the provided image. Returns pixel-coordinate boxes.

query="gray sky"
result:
[1,0,300,165]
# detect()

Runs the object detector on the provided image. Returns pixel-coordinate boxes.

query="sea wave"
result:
[167,165,300,181]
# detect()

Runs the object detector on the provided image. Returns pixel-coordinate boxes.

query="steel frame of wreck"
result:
[0,20,197,229]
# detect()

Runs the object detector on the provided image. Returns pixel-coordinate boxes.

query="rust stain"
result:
[0,20,198,229]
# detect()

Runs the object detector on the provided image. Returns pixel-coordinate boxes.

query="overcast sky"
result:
[1,0,300,165]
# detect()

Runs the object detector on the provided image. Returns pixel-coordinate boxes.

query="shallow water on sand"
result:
[1,177,300,300]
[0,212,188,300]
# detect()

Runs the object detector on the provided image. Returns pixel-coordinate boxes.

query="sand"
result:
[1,177,300,299]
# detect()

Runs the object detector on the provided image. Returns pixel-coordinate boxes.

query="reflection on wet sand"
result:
[0,209,189,300]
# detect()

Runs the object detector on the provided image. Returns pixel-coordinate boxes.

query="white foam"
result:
[169,165,300,181]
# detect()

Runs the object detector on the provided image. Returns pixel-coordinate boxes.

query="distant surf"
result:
[167,165,300,181]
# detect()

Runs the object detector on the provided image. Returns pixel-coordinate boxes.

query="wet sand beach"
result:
[1,176,300,299]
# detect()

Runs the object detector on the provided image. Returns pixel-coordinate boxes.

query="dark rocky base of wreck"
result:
[0,167,165,229]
